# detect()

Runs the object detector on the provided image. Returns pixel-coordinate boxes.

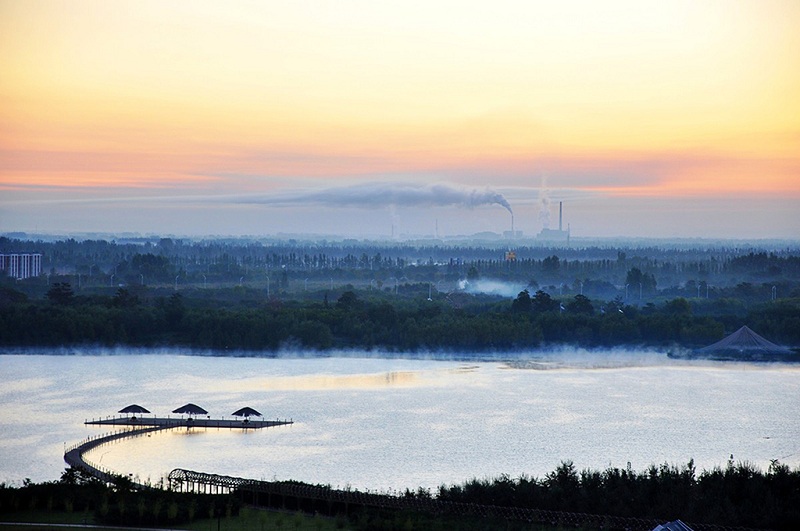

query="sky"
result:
[1,0,799,240]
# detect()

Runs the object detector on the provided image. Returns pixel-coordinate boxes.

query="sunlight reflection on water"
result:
[1,351,799,491]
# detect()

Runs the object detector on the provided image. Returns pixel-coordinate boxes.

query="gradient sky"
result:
[1,0,799,239]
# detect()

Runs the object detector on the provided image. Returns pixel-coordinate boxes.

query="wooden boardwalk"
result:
[86,416,293,429]
[64,426,166,487]
[65,416,294,489]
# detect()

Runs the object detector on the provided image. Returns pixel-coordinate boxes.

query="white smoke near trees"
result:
[458,278,526,298]
[234,182,513,214]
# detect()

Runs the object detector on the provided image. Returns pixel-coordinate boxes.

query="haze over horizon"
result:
[1,1,799,239]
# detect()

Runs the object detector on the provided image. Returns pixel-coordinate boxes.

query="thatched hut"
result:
[172,403,209,416]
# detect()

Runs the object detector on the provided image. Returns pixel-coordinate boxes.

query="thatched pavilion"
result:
[694,326,795,361]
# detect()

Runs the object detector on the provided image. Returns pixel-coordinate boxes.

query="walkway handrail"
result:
[63,417,292,490]
[64,426,169,489]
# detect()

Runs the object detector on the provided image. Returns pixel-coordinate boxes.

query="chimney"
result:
[559,202,563,232]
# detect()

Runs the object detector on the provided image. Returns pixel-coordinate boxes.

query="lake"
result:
[1,350,798,492]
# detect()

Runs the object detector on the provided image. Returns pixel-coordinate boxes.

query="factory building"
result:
[537,201,570,243]
[0,253,42,280]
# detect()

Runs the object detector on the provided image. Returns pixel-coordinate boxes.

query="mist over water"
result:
[1,350,798,491]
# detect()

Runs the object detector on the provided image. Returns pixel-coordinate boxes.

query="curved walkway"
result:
[63,429,758,531]
[64,416,294,488]
[64,426,170,488]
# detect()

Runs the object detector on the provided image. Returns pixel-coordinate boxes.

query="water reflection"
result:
[222,370,423,391]
[0,377,51,396]
[1,353,799,492]
[163,370,463,396]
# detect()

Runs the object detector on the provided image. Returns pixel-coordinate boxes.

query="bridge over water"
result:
[64,415,292,489]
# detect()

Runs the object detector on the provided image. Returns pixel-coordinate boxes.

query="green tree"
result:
[511,290,532,313]
[567,294,594,315]
[293,321,333,349]
[112,288,139,308]
[542,255,560,273]
[164,293,185,326]
[625,267,657,296]
[130,253,171,282]
[336,290,360,311]
[47,282,74,305]
[664,297,692,315]
[531,290,557,313]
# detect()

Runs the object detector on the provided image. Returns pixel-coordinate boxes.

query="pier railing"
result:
[84,414,292,429]
[64,426,170,489]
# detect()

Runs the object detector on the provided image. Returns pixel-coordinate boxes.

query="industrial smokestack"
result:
[559,202,563,232]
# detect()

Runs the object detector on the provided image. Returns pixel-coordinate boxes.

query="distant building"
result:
[537,201,570,243]
[537,227,570,242]
[0,253,42,279]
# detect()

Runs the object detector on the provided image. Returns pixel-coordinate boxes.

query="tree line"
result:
[4,236,799,298]
[1,282,798,351]
[0,468,240,526]
[3,459,798,529]
[431,459,800,529]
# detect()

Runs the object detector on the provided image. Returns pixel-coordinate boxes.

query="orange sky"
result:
[1,0,799,238]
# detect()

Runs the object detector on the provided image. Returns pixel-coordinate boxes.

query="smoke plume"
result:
[538,181,551,229]
[234,182,513,214]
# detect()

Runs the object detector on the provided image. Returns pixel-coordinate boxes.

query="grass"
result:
[0,507,347,530]
[183,507,345,531]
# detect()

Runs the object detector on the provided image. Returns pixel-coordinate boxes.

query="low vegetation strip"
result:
[4,460,799,530]
[169,466,788,530]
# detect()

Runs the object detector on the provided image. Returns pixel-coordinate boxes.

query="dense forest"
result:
[1,281,799,352]
[2,236,799,352]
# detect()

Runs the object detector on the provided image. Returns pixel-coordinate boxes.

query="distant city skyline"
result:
[1,1,799,239]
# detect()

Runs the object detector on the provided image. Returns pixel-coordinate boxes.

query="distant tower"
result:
[504,213,521,239]
[559,202,563,232]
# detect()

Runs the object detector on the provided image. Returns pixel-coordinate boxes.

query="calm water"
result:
[1,350,799,491]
